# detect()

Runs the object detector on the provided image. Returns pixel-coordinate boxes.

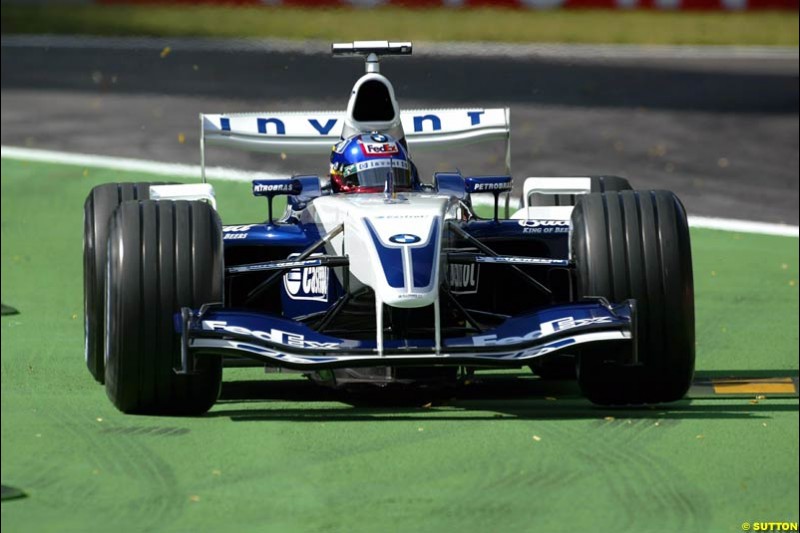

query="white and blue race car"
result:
[83,41,694,414]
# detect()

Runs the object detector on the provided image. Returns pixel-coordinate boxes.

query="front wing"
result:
[178,300,635,370]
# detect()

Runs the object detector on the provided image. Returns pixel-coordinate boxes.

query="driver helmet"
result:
[329,132,417,194]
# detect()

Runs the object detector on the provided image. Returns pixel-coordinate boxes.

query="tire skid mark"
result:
[82,416,184,532]
[94,415,183,531]
[573,430,648,530]
[425,422,588,528]
[547,422,642,528]
[617,423,707,527]
[198,417,452,490]
[575,418,710,532]
[580,420,661,531]
[18,409,125,521]
[99,425,190,437]
[43,405,186,531]
[442,418,709,533]
[483,459,583,493]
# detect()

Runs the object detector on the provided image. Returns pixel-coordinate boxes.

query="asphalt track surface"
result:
[1,36,798,224]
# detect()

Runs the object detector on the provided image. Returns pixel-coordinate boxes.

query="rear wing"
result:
[199,108,511,180]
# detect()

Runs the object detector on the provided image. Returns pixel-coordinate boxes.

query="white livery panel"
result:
[306,193,453,309]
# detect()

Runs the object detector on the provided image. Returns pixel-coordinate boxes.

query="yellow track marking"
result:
[712,377,796,394]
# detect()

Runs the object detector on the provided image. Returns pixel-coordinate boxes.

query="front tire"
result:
[83,182,171,383]
[526,176,633,381]
[572,190,694,405]
[105,200,223,415]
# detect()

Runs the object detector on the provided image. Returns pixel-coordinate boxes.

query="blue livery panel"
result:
[181,300,634,368]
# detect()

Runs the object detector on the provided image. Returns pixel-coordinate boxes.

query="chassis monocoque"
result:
[83,42,694,415]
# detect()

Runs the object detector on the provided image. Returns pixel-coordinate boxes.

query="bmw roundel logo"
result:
[389,234,421,244]
[371,133,388,143]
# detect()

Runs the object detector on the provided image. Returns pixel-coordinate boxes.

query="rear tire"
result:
[571,190,694,405]
[83,182,172,383]
[105,200,223,415]
[528,175,631,207]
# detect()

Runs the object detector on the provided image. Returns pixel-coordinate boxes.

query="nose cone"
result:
[336,194,449,309]
[363,217,441,308]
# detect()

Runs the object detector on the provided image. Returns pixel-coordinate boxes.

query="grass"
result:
[1,157,798,532]
[1,5,798,46]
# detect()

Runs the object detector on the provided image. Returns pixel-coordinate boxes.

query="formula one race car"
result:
[83,41,694,414]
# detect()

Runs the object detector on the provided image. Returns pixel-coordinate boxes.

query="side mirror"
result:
[288,176,323,211]
[433,172,466,200]
[253,177,324,222]
[464,176,512,222]
[252,178,302,225]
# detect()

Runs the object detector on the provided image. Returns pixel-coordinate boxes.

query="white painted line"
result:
[685,215,799,238]
[0,145,282,182]
[2,145,797,238]
[2,34,797,61]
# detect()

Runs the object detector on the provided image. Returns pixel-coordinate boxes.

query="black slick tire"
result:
[83,182,171,383]
[527,177,630,380]
[105,200,223,415]
[571,190,694,405]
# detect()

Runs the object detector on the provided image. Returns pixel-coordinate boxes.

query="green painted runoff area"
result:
[2,5,798,46]
[1,158,798,532]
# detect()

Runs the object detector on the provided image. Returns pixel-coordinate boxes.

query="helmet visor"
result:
[342,159,411,189]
